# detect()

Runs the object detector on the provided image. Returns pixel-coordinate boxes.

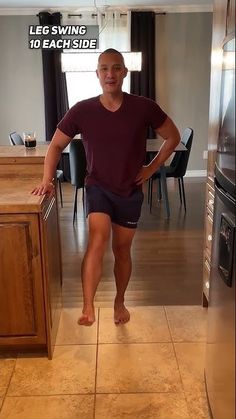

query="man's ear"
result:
[124,67,128,78]
[96,69,99,78]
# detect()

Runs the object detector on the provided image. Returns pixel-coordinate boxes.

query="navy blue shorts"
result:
[85,184,144,229]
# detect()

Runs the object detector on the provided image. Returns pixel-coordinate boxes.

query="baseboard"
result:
[185,170,207,177]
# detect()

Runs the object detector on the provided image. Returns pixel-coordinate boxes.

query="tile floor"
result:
[0,306,211,419]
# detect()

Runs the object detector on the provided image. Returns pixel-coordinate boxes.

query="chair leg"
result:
[158,178,162,201]
[149,177,153,213]
[58,179,63,207]
[180,177,186,212]
[147,179,151,204]
[73,187,78,224]
[178,178,182,205]
[82,187,86,213]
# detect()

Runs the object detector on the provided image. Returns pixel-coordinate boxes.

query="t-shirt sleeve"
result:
[147,98,168,129]
[57,104,81,138]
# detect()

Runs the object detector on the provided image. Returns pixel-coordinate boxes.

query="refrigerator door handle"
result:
[218,213,235,287]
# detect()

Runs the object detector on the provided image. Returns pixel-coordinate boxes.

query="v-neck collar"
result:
[98,93,126,114]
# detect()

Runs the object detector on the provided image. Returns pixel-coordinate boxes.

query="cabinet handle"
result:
[205,258,211,271]
[207,212,213,223]
[208,234,212,242]
[43,198,55,221]
[208,199,214,207]
[205,280,210,289]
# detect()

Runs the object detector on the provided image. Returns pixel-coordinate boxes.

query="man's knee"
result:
[87,213,111,254]
[112,242,132,260]
[88,232,110,255]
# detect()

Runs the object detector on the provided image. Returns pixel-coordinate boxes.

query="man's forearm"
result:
[42,144,63,183]
[147,138,179,176]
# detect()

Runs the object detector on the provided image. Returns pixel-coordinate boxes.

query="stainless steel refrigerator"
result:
[205,35,235,419]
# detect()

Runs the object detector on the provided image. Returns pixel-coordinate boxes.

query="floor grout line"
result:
[93,307,100,419]
[0,354,18,413]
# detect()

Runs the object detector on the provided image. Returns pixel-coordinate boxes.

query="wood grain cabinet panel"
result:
[0,214,46,344]
[0,197,62,357]
[40,197,62,358]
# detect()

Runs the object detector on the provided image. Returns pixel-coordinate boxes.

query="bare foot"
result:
[114,302,130,325]
[78,307,95,326]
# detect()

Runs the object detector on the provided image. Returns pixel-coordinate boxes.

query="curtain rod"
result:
[67,13,166,17]
[36,12,166,17]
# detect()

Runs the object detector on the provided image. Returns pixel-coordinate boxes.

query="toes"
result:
[114,316,130,325]
[78,315,94,326]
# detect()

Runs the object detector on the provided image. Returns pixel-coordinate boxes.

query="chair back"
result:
[170,127,193,178]
[69,139,87,187]
[9,132,24,145]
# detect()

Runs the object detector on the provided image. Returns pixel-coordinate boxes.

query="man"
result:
[32,48,180,326]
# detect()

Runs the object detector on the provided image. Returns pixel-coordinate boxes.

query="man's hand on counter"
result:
[31,181,55,196]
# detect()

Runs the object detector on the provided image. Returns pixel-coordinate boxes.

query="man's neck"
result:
[100,92,124,112]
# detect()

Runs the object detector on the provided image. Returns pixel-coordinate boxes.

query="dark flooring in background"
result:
[59,177,205,308]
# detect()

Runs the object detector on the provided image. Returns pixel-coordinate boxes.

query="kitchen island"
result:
[0,145,62,359]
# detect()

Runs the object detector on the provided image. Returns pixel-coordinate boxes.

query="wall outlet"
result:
[203,150,208,159]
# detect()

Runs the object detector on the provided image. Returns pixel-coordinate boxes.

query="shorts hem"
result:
[86,210,112,219]
[112,220,138,229]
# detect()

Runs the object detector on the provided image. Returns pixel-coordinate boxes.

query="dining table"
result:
[62,138,186,218]
[0,139,186,219]
[146,138,187,218]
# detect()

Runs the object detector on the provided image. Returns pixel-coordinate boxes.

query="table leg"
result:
[159,166,170,218]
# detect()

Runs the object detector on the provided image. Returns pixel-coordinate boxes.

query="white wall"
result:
[0,16,45,145]
[0,13,212,173]
[155,12,213,172]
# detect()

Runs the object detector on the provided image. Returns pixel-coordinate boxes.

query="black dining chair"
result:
[148,127,194,212]
[9,132,24,145]
[9,131,64,207]
[69,139,87,224]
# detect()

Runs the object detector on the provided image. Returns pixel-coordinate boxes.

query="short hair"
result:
[98,48,125,66]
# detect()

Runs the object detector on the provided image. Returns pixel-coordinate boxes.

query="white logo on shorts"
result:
[127,221,137,224]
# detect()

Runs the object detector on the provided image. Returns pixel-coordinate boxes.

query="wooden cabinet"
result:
[40,196,62,355]
[0,194,62,358]
[0,214,46,344]
[0,146,62,359]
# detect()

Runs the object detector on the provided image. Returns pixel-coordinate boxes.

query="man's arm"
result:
[135,116,180,185]
[31,128,72,196]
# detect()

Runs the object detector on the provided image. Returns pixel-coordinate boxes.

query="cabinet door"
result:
[0,214,46,345]
[40,196,62,358]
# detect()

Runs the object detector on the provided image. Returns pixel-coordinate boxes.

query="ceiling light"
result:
[61,52,142,72]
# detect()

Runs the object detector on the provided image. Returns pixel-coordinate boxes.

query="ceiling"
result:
[0,0,213,13]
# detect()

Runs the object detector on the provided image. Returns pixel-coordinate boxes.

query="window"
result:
[62,11,131,107]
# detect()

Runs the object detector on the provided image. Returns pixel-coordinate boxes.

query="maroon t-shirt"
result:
[58,92,167,197]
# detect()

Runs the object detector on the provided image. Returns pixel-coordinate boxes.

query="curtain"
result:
[130,11,156,138]
[39,12,69,179]
[98,11,130,51]
[39,12,69,141]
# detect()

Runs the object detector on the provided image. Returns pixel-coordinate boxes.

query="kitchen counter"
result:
[0,178,46,213]
[0,144,48,162]
[0,144,48,178]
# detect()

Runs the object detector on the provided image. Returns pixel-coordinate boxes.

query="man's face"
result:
[96,52,128,94]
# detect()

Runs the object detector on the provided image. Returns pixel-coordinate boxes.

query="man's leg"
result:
[78,213,111,326]
[112,224,136,324]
